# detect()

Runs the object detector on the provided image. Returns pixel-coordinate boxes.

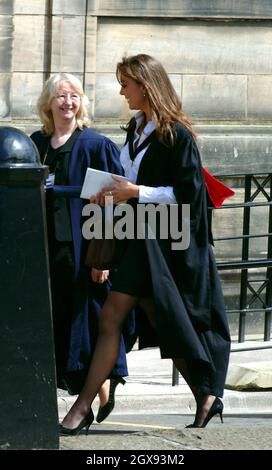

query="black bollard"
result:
[0,127,59,450]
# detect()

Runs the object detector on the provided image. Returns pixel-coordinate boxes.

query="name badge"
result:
[45,173,55,188]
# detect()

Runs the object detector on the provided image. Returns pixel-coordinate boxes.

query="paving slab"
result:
[58,345,272,419]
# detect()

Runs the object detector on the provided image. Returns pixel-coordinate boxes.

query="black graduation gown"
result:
[127,122,231,397]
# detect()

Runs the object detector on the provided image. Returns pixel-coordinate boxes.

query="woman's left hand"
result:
[102,175,139,204]
[91,268,110,283]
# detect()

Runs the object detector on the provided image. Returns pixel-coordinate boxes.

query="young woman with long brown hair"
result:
[59,54,231,434]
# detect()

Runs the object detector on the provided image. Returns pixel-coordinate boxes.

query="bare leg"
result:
[98,380,110,407]
[61,291,137,429]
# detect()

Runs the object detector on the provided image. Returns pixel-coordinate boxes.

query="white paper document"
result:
[80,168,129,199]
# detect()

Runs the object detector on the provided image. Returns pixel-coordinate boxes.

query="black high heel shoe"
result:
[96,377,126,423]
[59,407,94,436]
[186,397,224,428]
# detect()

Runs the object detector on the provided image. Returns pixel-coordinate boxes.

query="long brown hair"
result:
[116,54,196,145]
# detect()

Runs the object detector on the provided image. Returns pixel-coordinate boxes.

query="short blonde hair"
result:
[37,73,91,135]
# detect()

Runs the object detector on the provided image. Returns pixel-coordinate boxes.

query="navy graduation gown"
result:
[31,128,135,394]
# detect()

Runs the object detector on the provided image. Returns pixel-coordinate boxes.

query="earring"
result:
[143,92,146,97]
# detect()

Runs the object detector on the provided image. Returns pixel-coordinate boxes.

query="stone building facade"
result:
[0,0,271,173]
[0,1,271,335]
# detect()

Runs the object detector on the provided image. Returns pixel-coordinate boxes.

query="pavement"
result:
[58,340,272,450]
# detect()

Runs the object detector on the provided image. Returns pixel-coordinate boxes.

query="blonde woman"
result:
[31,73,132,423]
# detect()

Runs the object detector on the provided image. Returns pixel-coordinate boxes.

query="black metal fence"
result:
[172,172,272,385]
[214,172,272,342]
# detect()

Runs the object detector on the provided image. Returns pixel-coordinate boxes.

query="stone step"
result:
[226,362,272,390]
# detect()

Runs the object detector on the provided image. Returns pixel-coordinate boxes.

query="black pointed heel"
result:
[186,397,224,428]
[96,377,126,423]
[59,407,94,436]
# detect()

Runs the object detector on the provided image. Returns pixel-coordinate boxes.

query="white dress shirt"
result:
[120,111,177,204]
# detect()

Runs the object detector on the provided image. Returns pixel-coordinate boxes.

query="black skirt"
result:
[111,239,153,297]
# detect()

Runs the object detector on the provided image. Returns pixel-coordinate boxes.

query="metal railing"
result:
[215,172,272,342]
[172,172,272,385]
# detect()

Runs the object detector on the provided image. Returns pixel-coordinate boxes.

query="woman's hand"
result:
[89,190,105,205]
[101,175,139,204]
[89,176,139,205]
[91,268,110,283]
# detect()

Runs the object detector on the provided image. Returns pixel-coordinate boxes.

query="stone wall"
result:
[0,0,271,173]
[0,1,270,334]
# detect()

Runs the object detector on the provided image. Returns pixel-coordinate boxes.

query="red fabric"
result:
[203,167,235,208]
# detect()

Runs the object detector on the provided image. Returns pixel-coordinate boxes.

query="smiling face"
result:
[119,74,146,111]
[49,80,81,125]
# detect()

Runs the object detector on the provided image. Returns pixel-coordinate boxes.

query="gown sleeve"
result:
[93,138,123,176]
[171,127,205,220]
